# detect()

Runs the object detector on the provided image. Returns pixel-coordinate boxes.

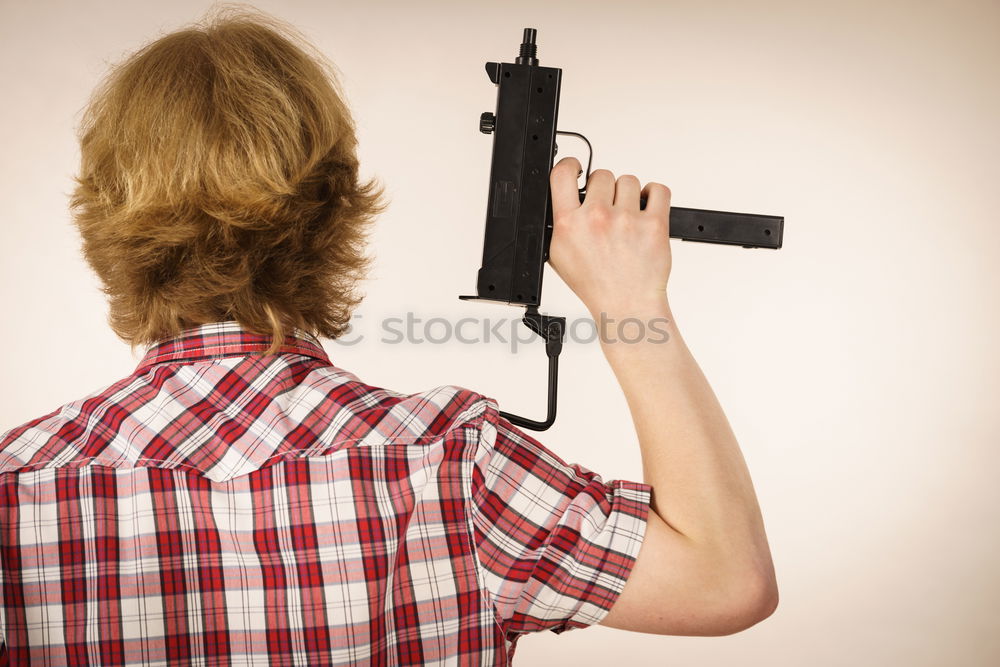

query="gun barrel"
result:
[516,28,539,66]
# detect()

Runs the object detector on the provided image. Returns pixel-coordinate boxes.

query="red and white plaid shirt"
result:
[0,321,650,666]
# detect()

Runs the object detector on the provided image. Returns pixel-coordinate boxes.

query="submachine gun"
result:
[460,28,784,431]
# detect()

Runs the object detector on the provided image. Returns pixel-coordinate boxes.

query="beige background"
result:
[2,0,998,664]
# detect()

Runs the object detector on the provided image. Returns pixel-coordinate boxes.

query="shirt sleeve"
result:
[470,398,652,636]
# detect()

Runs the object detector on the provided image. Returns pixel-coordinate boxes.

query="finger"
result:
[584,169,615,208]
[640,182,672,220]
[613,174,641,210]
[550,156,583,217]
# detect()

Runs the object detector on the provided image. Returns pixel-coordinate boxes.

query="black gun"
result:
[460,28,784,431]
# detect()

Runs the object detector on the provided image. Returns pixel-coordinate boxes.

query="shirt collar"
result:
[134,320,331,374]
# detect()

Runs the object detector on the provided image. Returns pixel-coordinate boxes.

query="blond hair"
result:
[70,4,388,356]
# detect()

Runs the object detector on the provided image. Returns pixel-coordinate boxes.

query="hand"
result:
[548,157,672,320]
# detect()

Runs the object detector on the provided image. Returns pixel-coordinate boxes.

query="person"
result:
[0,6,777,665]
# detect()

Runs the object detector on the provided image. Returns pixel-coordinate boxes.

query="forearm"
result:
[596,298,774,580]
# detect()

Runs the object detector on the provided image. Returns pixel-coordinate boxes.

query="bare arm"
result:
[547,158,777,635]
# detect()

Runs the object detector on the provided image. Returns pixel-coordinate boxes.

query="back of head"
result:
[70,5,388,356]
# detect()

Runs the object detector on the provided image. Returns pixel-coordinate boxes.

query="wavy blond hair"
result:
[70,5,388,356]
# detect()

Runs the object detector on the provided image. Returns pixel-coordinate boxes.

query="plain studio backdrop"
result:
[2,0,998,665]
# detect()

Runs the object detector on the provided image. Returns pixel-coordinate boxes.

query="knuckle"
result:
[648,182,671,197]
[589,169,615,181]
[587,204,613,225]
[553,157,581,175]
[552,210,572,227]
[618,174,640,185]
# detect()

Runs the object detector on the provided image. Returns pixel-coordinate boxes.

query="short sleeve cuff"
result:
[553,478,652,633]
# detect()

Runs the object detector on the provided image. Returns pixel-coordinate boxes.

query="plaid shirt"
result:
[0,321,650,666]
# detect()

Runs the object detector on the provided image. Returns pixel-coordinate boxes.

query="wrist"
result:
[587,297,675,347]
[587,293,672,325]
